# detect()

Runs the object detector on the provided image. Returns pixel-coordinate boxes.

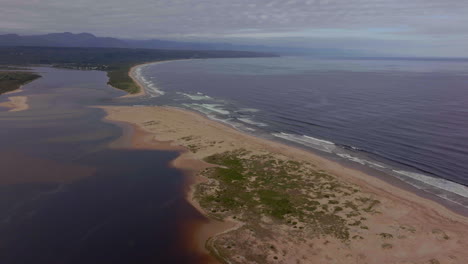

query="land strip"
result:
[101,105,468,264]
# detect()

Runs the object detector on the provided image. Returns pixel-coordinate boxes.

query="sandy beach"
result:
[98,63,468,264]
[100,103,468,263]
[120,60,188,98]
[119,64,149,98]
[0,95,29,112]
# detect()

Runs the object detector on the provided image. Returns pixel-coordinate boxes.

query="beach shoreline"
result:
[100,104,468,263]
[121,61,468,216]
[119,59,190,98]
[98,62,468,263]
[119,63,150,98]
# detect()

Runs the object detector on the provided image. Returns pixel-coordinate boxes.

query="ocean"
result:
[132,56,468,208]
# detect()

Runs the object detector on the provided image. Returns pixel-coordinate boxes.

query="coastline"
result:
[0,70,42,112]
[119,63,150,98]
[100,105,468,263]
[120,59,190,98]
[100,62,468,263]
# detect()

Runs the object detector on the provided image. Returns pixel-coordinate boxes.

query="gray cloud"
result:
[1,0,468,56]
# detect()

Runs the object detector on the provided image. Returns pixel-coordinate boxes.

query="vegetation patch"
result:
[196,149,382,262]
[0,71,41,95]
[379,233,394,239]
[106,64,141,94]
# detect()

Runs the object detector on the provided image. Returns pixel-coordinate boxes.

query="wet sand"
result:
[0,95,29,111]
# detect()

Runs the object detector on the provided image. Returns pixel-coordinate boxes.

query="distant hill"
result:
[0,46,275,66]
[0,32,364,56]
[0,32,128,48]
[0,46,276,94]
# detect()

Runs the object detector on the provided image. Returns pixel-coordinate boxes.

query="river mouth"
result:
[0,67,210,264]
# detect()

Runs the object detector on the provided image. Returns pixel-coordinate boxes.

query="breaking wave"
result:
[272,132,336,153]
[237,117,268,127]
[133,65,165,97]
[177,92,213,101]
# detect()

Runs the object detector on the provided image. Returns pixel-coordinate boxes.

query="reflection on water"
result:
[0,67,210,263]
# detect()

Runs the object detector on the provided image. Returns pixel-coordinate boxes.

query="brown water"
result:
[0,67,212,264]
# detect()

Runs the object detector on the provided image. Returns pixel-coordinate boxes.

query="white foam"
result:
[337,153,387,169]
[303,135,334,145]
[178,92,213,101]
[392,170,468,198]
[268,132,468,207]
[272,132,336,153]
[132,64,165,97]
[182,103,210,116]
[143,80,165,97]
[204,114,256,132]
[190,104,230,115]
[238,108,260,113]
[337,153,367,165]
[238,117,268,127]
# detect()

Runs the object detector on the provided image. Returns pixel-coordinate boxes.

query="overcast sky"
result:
[1,0,468,56]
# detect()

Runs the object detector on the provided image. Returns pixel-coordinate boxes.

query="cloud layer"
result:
[2,0,468,56]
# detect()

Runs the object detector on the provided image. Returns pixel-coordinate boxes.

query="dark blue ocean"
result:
[133,57,468,208]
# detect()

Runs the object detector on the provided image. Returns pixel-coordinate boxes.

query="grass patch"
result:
[196,149,380,242]
[0,71,41,95]
[258,189,294,219]
[106,64,141,94]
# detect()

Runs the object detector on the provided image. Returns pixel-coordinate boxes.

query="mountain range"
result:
[0,32,364,57]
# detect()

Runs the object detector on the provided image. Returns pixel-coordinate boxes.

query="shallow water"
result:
[0,67,210,263]
[133,57,468,208]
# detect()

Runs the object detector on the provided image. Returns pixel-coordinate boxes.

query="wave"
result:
[183,103,230,115]
[237,108,260,113]
[392,170,468,199]
[272,132,336,153]
[272,133,386,169]
[204,114,256,132]
[337,144,364,152]
[271,132,468,205]
[134,64,165,97]
[237,117,268,127]
[337,153,386,169]
[178,92,213,101]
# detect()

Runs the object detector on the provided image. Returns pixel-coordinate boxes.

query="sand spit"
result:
[0,95,29,112]
[119,64,149,98]
[99,105,468,264]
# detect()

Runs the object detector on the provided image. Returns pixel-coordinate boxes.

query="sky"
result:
[1,0,468,57]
